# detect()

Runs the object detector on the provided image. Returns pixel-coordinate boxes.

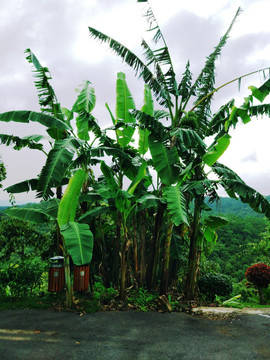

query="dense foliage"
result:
[0,217,55,297]
[209,216,268,281]
[197,273,232,302]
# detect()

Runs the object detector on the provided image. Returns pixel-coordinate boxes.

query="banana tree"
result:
[57,169,94,306]
[5,169,94,306]
[88,0,270,298]
[1,49,106,218]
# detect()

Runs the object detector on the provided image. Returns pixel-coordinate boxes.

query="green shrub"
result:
[127,288,158,312]
[198,273,232,302]
[231,280,257,302]
[0,256,47,297]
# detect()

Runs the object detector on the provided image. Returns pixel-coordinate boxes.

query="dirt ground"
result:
[0,308,269,360]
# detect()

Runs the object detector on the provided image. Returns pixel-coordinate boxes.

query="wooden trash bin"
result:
[73,265,90,292]
[48,256,65,292]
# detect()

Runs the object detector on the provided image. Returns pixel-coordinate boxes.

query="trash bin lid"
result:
[49,256,64,263]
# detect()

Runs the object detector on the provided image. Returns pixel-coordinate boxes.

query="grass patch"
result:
[0,293,101,313]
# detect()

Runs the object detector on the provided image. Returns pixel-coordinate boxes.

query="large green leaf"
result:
[203,215,229,229]
[115,189,134,213]
[100,161,118,192]
[25,48,63,118]
[249,79,270,102]
[0,111,70,130]
[137,194,163,210]
[78,206,110,223]
[162,185,189,226]
[139,85,153,155]
[172,127,206,155]
[212,162,270,219]
[115,72,136,147]
[148,134,179,185]
[37,138,77,200]
[0,134,44,151]
[73,81,96,141]
[5,178,38,194]
[202,227,217,244]
[5,207,51,224]
[203,134,231,167]
[57,169,87,227]
[60,222,93,265]
[127,160,147,195]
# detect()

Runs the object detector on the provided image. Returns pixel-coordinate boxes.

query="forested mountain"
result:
[203,197,270,282]
[206,196,270,218]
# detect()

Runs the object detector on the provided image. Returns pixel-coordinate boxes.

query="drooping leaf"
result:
[57,168,87,227]
[127,160,147,195]
[100,161,118,192]
[60,222,93,265]
[248,79,270,102]
[162,185,189,226]
[5,207,51,224]
[203,227,217,243]
[203,134,231,167]
[148,134,180,185]
[212,162,270,219]
[172,127,206,155]
[5,178,38,194]
[137,194,163,209]
[203,215,229,229]
[0,111,70,130]
[78,206,110,223]
[115,189,134,213]
[37,138,78,200]
[0,134,44,151]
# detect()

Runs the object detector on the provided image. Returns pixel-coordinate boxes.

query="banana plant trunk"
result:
[185,196,203,300]
[133,217,139,282]
[139,210,147,287]
[160,217,174,295]
[113,211,121,287]
[120,225,130,300]
[63,242,73,307]
[146,205,165,291]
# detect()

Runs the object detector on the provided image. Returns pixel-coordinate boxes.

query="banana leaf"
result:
[162,185,189,226]
[148,134,179,185]
[0,111,70,130]
[57,169,87,226]
[203,134,231,167]
[115,72,136,147]
[5,207,51,224]
[60,222,93,265]
[37,138,77,200]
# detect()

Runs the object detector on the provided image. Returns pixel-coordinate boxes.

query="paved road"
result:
[0,310,269,359]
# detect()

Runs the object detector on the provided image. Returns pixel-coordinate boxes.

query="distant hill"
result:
[1,197,270,218]
[207,196,270,218]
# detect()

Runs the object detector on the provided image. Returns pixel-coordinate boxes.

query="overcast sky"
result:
[1,0,270,205]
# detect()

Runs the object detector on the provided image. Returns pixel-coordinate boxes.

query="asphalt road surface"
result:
[0,310,269,360]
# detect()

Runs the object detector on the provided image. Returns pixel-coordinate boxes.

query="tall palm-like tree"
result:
[88,0,270,298]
